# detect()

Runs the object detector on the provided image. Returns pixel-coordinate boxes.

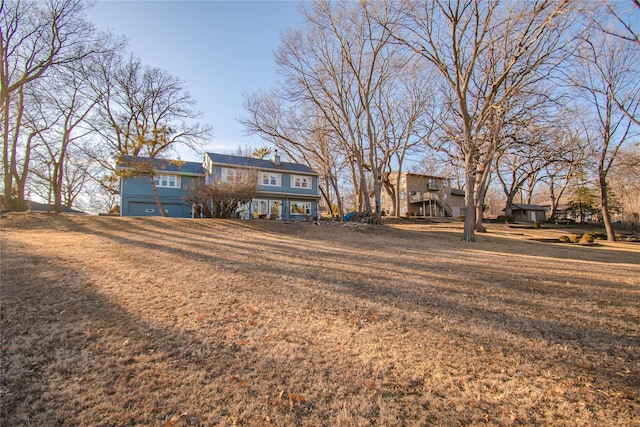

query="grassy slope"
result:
[1,214,639,426]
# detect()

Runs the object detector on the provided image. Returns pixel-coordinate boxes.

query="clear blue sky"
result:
[86,0,304,162]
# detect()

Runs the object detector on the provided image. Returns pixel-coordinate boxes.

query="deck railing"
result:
[408,192,453,217]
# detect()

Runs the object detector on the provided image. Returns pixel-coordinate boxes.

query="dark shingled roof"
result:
[118,156,204,175]
[512,203,548,211]
[206,153,318,175]
[29,201,85,214]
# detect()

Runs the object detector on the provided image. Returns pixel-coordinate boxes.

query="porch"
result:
[408,192,453,218]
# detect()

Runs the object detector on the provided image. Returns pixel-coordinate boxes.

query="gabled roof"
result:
[29,201,85,214]
[117,156,204,176]
[512,203,548,211]
[206,153,318,175]
[396,171,449,180]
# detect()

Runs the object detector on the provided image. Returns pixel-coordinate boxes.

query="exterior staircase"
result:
[408,192,453,217]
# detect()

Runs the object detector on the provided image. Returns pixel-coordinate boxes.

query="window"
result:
[292,175,310,189]
[400,191,405,200]
[221,167,247,183]
[259,172,281,187]
[153,174,181,188]
[428,178,440,190]
[290,201,311,215]
[252,199,269,214]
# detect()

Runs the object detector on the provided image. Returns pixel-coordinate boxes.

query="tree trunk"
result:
[474,174,489,232]
[548,179,557,220]
[318,183,333,219]
[149,175,168,217]
[52,162,62,213]
[328,173,342,220]
[12,128,33,212]
[2,91,13,210]
[357,159,372,215]
[14,177,28,212]
[461,153,477,242]
[599,174,616,242]
[53,133,70,213]
[504,189,518,222]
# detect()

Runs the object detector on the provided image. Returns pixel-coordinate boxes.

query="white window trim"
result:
[153,174,181,188]
[292,174,311,189]
[221,167,247,183]
[252,199,270,214]
[259,172,281,187]
[290,201,312,216]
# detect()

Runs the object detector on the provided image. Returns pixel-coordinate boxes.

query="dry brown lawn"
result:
[1,213,639,426]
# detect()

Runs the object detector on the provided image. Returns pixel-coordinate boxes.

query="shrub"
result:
[496,215,515,223]
[568,234,581,243]
[580,233,595,244]
[532,221,541,229]
[559,235,570,243]
[458,214,465,221]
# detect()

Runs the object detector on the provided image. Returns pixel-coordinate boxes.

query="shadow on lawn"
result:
[63,217,640,383]
[2,215,638,424]
[0,240,345,425]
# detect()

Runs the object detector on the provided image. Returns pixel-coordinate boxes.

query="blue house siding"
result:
[117,157,204,218]
[244,196,319,221]
[120,174,196,218]
[204,152,320,221]
[118,153,320,220]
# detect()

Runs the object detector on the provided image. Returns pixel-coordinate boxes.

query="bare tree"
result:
[184,170,257,218]
[494,94,574,222]
[1,0,118,211]
[540,130,587,220]
[28,60,101,212]
[567,31,640,240]
[595,0,640,47]
[495,126,558,221]
[272,1,410,222]
[87,53,212,216]
[382,0,576,241]
[244,1,432,222]
[377,59,436,217]
[608,142,640,223]
[242,91,347,219]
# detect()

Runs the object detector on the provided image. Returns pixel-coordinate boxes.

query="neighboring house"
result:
[117,152,321,220]
[203,151,320,221]
[381,172,465,218]
[29,201,85,214]
[117,156,205,218]
[510,203,548,223]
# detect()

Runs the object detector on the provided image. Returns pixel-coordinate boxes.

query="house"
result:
[28,201,86,214]
[510,203,548,223]
[118,152,321,220]
[203,151,320,221]
[117,156,205,218]
[380,172,465,218]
